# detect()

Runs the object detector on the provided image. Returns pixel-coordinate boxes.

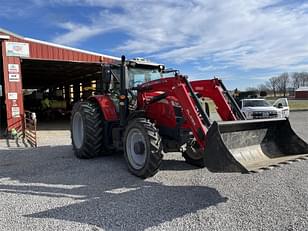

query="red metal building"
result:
[0,28,119,133]
[295,87,308,99]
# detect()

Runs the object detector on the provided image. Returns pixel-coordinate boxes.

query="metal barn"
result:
[0,28,119,140]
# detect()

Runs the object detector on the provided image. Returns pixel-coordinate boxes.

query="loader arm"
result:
[190,79,245,121]
[138,75,210,149]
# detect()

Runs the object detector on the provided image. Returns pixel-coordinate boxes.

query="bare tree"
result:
[277,72,289,97]
[300,72,308,86]
[266,77,278,97]
[258,84,269,92]
[292,72,301,89]
[261,72,307,97]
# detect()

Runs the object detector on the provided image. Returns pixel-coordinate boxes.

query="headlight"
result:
[277,111,283,117]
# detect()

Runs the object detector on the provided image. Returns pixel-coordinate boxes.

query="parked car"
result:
[240,98,289,119]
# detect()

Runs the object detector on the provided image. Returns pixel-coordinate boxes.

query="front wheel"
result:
[124,118,163,178]
[182,142,205,168]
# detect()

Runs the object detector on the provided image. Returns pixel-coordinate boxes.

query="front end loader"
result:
[70,56,308,178]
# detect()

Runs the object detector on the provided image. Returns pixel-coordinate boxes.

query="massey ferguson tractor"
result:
[71,56,308,178]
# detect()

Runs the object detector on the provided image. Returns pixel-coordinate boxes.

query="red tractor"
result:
[71,56,308,178]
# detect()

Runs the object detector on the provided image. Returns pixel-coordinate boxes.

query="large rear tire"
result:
[124,118,163,178]
[71,101,109,158]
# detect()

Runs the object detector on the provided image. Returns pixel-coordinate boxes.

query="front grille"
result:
[252,111,278,119]
[252,115,277,119]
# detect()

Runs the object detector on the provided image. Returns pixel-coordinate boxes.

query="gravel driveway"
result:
[0,111,307,231]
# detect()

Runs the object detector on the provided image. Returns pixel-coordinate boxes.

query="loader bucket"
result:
[203,118,308,173]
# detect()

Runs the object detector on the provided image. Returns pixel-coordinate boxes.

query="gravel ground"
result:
[0,112,307,231]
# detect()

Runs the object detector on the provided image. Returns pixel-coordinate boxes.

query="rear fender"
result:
[89,95,119,121]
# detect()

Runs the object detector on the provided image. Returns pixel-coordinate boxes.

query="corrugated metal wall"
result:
[295,91,308,99]
[27,40,115,63]
[1,41,23,131]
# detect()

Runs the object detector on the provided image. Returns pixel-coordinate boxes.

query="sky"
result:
[1,0,308,90]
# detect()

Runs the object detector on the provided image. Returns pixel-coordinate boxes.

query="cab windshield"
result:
[128,68,162,88]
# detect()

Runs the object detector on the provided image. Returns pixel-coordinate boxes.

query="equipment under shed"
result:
[0,28,119,140]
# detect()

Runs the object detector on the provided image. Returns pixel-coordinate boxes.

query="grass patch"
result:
[288,100,308,110]
[268,99,308,110]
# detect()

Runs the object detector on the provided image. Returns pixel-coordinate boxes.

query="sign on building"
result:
[9,73,20,82]
[8,64,21,82]
[8,92,18,100]
[6,42,30,57]
[8,64,20,73]
[12,107,20,118]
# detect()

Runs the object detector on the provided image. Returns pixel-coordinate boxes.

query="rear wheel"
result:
[182,142,205,168]
[124,118,163,178]
[71,101,109,158]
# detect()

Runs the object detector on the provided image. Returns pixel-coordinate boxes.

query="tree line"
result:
[247,72,308,97]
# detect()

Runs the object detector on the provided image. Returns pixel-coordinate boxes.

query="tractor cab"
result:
[101,58,165,92]
[99,58,165,114]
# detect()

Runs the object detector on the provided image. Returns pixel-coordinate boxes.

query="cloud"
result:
[32,0,308,72]
[250,76,277,80]
[0,1,37,18]
[196,65,230,72]
[53,22,107,45]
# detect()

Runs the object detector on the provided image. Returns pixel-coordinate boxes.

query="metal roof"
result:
[0,27,120,61]
[296,87,308,91]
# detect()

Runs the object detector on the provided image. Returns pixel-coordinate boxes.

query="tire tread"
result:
[71,101,109,159]
[124,118,163,178]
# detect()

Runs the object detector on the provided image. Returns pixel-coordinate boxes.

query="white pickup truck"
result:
[240,98,289,119]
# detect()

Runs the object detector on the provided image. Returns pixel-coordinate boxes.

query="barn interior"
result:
[21,59,103,131]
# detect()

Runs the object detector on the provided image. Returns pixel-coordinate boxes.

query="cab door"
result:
[273,98,289,118]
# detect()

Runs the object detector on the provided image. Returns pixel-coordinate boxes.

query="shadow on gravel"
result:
[0,145,227,230]
[36,120,70,131]
[160,159,200,171]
